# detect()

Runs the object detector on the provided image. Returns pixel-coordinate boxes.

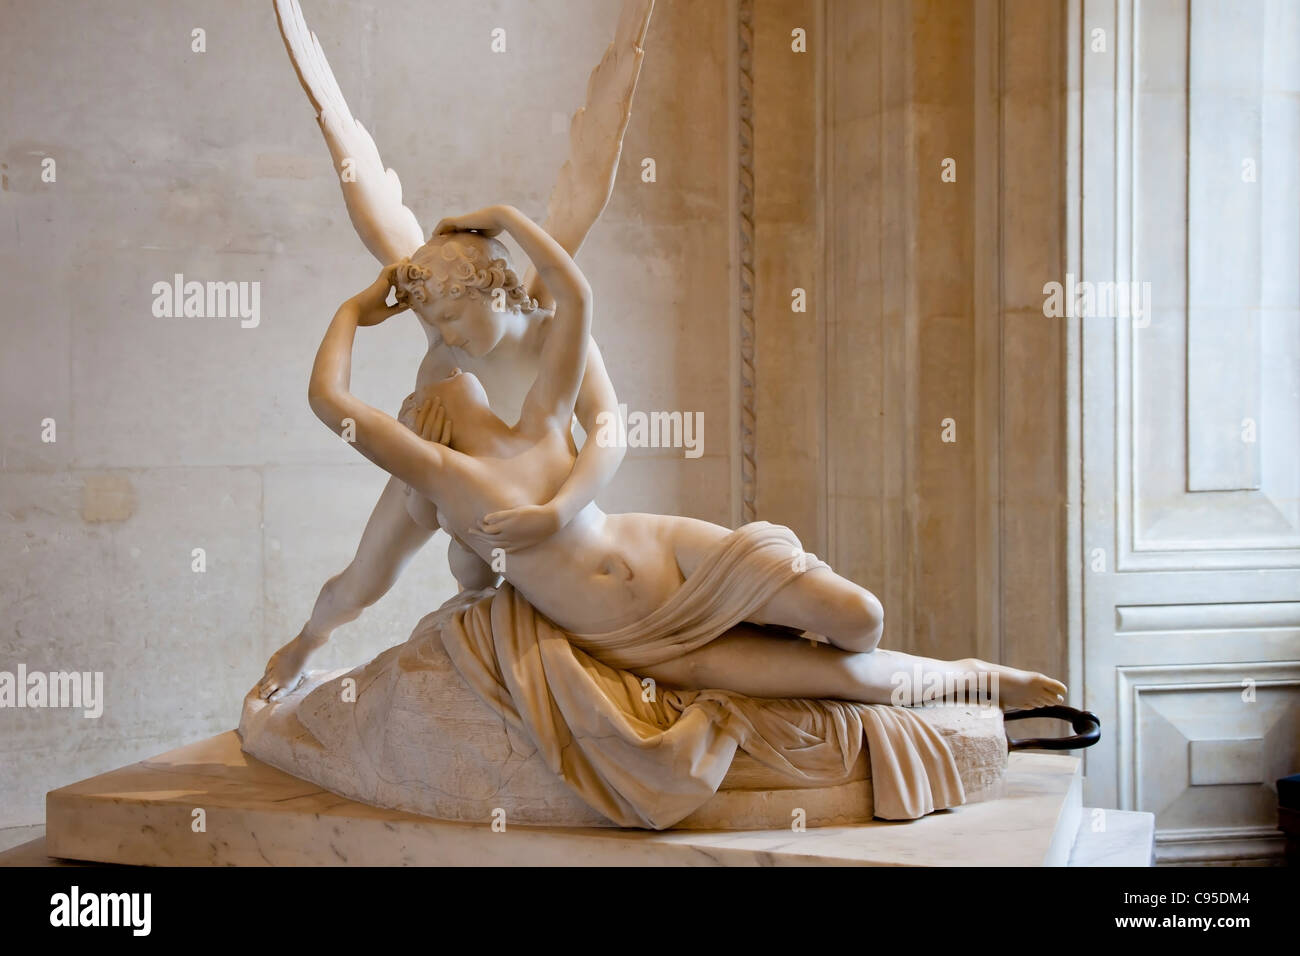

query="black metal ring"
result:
[1004,705,1102,751]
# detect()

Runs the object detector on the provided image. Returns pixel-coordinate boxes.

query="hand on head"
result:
[432,205,506,238]
[352,264,409,327]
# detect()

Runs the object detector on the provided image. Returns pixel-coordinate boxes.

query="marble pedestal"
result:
[44,731,1089,866]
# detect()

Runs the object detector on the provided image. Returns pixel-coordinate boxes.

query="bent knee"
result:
[835,589,884,653]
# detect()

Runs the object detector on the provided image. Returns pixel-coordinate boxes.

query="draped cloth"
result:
[438,521,965,829]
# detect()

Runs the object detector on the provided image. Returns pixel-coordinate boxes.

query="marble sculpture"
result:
[243,0,1068,831]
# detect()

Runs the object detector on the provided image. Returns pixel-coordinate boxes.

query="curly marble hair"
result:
[393,232,536,314]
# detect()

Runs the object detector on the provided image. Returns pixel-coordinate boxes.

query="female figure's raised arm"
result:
[433,205,593,429]
[309,268,454,501]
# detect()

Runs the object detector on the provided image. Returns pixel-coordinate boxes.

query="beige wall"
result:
[0,0,734,826]
[750,0,1069,681]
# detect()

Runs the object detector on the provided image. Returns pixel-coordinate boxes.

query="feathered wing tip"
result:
[273,0,652,277]
[272,0,424,265]
[539,0,655,257]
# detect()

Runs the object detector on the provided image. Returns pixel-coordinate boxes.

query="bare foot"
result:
[962,658,1067,711]
[257,631,326,702]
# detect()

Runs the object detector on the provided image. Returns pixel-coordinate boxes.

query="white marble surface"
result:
[45,731,1081,866]
[1067,809,1154,867]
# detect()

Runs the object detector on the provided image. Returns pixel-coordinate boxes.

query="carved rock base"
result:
[239,612,1009,829]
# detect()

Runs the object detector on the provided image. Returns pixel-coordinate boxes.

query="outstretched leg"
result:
[258,476,435,700]
[637,624,1066,711]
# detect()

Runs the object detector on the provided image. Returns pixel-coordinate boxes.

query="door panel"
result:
[1078,0,1300,863]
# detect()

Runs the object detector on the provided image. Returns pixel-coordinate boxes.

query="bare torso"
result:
[427,414,692,635]
[405,316,688,633]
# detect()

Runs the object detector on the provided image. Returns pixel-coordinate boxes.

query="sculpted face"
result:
[395,232,532,358]
[422,294,510,358]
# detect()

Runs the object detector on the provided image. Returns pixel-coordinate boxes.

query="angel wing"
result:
[274,0,425,266]
[524,0,654,304]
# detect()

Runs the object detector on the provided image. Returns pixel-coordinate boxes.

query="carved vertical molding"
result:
[737,0,757,523]
[973,0,1004,667]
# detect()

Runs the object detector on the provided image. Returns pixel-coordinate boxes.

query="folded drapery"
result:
[439,522,965,829]
[570,520,828,669]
